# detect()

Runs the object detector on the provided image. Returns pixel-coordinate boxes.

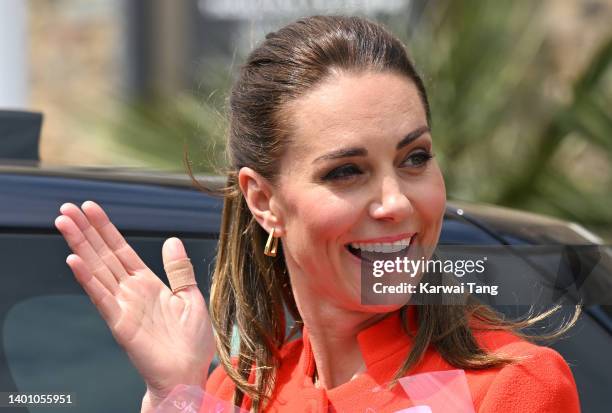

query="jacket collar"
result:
[300,306,419,382]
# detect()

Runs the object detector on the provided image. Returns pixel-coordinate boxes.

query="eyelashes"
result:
[322,164,362,181]
[321,150,434,182]
[402,151,433,168]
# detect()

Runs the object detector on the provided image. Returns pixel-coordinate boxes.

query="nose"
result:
[369,175,413,222]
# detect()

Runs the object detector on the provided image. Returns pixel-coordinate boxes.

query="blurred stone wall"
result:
[29,0,129,165]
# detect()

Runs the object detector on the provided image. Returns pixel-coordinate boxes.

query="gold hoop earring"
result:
[264,228,279,257]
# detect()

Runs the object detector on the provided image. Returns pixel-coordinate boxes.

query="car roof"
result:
[0,162,224,235]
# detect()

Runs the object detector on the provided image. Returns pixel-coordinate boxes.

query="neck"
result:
[284,256,393,389]
[296,300,388,389]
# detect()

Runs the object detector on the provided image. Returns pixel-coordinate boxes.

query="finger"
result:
[60,203,129,281]
[162,237,198,297]
[66,254,121,326]
[81,201,147,274]
[55,215,120,295]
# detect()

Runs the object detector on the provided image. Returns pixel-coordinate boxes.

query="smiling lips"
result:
[347,234,415,256]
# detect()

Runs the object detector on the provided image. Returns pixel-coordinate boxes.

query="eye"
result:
[322,164,363,181]
[401,150,433,168]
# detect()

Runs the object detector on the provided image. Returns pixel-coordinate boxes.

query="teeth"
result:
[350,236,413,253]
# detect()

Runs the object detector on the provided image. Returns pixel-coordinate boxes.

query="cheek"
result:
[414,170,446,236]
[282,189,359,253]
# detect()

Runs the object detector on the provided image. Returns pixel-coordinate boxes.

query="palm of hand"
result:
[114,269,213,391]
[54,201,215,400]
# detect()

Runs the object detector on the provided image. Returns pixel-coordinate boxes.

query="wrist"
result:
[139,367,209,413]
[141,389,165,413]
[141,384,208,413]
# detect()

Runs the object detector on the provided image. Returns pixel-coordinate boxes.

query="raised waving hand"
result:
[54,201,215,412]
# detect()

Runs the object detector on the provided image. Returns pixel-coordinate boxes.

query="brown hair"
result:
[194,15,580,411]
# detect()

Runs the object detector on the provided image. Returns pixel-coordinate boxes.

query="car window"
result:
[1,233,217,413]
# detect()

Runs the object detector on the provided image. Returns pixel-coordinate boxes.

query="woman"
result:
[54,15,580,412]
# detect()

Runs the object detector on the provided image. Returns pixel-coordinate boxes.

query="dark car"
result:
[1,112,611,412]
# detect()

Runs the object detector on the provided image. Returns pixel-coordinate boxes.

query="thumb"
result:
[162,237,197,294]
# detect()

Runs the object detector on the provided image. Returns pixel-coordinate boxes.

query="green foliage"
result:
[104,60,232,174]
[387,1,612,238]
[108,93,228,174]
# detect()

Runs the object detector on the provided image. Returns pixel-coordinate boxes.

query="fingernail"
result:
[167,237,185,255]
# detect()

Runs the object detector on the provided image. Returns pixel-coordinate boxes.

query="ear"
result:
[238,167,285,237]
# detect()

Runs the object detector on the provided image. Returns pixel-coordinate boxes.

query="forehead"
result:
[283,71,428,155]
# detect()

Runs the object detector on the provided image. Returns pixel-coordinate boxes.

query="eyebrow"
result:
[312,125,430,163]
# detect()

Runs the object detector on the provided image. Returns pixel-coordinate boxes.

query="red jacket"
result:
[204,309,580,412]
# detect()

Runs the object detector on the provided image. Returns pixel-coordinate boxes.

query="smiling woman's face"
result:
[272,70,446,312]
